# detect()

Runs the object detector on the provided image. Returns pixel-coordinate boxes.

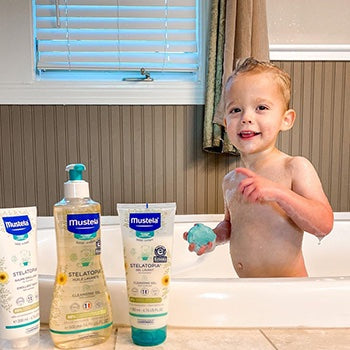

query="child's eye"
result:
[257,105,268,111]
[230,107,241,114]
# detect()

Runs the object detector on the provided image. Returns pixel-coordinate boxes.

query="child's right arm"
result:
[235,158,333,237]
[213,217,231,245]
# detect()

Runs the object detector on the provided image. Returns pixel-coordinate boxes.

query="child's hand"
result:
[183,231,215,255]
[235,167,281,203]
[183,223,216,256]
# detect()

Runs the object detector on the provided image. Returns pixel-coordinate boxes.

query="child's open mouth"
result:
[238,131,262,139]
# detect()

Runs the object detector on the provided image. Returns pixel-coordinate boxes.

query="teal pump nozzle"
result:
[64,163,90,198]
[66,163,86,180]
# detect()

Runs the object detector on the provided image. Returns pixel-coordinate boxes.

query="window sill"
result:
[0,80,206,105]
[3,45,349,106]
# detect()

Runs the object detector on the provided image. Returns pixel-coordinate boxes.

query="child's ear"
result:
[223,115,227,128]
[280,109,296,131]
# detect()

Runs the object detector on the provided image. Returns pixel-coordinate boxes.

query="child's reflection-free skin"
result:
[185,58,333,278]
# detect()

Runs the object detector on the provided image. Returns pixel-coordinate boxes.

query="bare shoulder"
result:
[286,156,326,199]
[286,156,316,175]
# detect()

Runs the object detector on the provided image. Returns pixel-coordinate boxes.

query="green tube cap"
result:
[131,326,167,346]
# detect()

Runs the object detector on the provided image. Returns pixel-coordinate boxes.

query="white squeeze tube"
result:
[117,203,176,347]
[0,207,40,350]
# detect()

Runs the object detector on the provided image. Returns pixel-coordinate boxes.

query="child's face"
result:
[224,71,294,156]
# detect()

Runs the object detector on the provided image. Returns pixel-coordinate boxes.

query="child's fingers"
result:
[183,231,188,240]
[235,167,256,178]
[197,241,214,256]
[206,241,214,252]
[247,189,260,202]
[188,242,196,252]
[239,175,254,187]
[239,178,255,195]
[243,184,256,198]
[196,245,207,256]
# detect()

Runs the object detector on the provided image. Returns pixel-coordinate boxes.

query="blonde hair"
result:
[225,57,292,110]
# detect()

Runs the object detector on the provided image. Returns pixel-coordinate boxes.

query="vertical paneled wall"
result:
[0,105,236,215]
[0,61,349,215]
[275,61,349,212]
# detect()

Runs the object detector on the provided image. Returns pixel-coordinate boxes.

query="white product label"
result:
[119,206,175,330]
[0,208,40,340]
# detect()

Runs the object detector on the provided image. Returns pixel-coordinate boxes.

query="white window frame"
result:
[0,0,210,105]
[2,1,349,105]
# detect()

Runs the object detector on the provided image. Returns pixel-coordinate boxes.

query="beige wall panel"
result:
[174,106,186,214]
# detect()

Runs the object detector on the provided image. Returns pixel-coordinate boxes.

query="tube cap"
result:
[131,326,167,346]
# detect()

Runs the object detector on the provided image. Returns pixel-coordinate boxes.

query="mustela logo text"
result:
[67,213,100,240]
[129,213,161,232]
[2,215,32,240]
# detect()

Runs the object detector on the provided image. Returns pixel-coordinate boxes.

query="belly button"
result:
[237,262,243,270]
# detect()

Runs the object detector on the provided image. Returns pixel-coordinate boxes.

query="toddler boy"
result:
[185,58,333,277]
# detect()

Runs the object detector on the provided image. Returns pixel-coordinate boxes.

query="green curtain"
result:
[203,0,270,155]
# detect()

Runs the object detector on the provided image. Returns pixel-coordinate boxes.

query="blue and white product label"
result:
[2,215,32,241]
[129,213,161,238]
[0,207,40,342]
[67,213,100,240]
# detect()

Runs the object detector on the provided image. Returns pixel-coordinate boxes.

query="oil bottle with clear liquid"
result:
[49,164,113,349]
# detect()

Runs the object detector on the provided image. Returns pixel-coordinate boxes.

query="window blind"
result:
[34,0,199,74]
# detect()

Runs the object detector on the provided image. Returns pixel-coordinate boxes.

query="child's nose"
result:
[241,114,253,124]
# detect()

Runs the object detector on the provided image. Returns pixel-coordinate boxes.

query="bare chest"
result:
[223,168,292,222]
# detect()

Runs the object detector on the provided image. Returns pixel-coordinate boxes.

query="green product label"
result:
[136,231,154,239]
[129,297,162,303]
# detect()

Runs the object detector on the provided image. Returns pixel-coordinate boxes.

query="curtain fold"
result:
[203,0,270,154]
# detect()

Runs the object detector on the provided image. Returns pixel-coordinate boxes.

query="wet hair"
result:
[225,57,292,109]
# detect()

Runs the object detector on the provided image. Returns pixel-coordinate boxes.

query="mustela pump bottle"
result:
[49,164,113,349]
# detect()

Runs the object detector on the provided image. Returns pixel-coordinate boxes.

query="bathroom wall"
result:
[267,0,350,45]
[0,61,349,215]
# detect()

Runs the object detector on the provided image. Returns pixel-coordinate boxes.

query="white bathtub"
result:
[38,213,350,328]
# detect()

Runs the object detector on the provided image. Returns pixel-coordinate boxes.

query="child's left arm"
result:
[236,157,333,237]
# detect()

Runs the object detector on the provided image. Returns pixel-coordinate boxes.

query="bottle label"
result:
[67,213,100,240]
[50,209,112,336]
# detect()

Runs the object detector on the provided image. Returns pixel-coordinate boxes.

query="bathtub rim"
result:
[39,274,350,328]
[37,212,349,228]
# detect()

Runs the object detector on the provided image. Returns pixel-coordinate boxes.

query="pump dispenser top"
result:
[64,163,89,198]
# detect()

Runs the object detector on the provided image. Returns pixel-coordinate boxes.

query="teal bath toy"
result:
[187,223,216,253]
